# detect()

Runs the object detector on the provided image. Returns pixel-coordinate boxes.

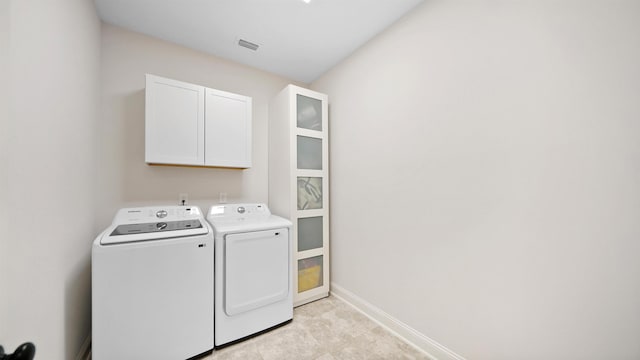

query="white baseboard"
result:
[75,333,91,360]
[330,283,465,360]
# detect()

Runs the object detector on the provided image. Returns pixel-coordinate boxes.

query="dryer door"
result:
[224,228,289,316]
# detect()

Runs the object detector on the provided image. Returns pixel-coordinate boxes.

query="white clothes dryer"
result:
[207,203,293,347]
[92,206,214,360]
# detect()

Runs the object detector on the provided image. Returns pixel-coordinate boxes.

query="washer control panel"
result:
[113,206,203,224]
[102,206,209,245]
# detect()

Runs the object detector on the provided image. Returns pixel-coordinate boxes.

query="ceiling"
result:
[94,0,424,83]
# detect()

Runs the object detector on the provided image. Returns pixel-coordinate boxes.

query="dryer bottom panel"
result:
[216,228,293,346]
[225,228,289,316]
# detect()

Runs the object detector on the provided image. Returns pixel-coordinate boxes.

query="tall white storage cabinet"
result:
[145,74,252,168]
[269,85,329,306]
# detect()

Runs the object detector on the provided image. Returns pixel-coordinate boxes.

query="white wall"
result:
[0,0,101,358]
[0,1,10,347]
[312,1,640,359]
[97,24,299,228]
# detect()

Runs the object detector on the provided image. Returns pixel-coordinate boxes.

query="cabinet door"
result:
[204,88,252,168]
[145,74,205,165]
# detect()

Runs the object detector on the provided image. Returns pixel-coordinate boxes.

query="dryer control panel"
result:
[208,203,270,219]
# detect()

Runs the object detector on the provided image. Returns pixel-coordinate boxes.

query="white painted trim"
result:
[294,291,329,307]
[331,283,466,360]
[75,333,91,360]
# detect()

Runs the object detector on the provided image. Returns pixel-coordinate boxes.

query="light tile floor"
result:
[204,295,430,360]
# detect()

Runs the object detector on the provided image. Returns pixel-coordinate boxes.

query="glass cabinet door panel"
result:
[297,136,322,170]
[297,177,322,210]
[298,255,323,293]
[296,94,322,131]
[298,217,323,252]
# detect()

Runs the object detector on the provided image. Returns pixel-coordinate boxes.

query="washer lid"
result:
[101,221,208,245]
[111,219,203,236]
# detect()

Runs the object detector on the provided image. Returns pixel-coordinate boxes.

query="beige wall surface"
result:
[1,0,101,358]
[97,24,298,228]
[0,1,10,351]
[312,1,640,359]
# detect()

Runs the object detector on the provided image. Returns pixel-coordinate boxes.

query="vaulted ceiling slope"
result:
[94,0,425,83]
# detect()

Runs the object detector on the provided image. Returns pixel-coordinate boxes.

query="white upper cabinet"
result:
[145,74,252,168]
[145,75,205,166]
[204,88,252,168]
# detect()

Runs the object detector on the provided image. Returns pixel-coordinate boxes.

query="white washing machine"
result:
[92,206,214,360]
[207,203,293,347]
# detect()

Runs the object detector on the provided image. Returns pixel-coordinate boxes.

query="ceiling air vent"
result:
[238,39,259,51]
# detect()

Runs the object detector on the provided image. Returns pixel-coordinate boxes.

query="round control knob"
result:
[156,222,167,230]
[156,210,168,218]
[237,206,246,214]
